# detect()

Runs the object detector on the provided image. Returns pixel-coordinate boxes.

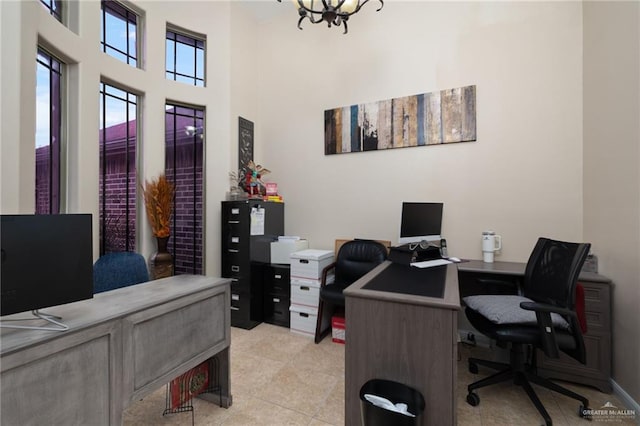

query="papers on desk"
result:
[411,259,452,268]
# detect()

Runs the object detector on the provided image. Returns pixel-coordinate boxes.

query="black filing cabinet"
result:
[221,200,284,329]
[263,264,291,327]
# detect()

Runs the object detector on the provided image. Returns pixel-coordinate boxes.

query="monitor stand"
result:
[0,310,69,332]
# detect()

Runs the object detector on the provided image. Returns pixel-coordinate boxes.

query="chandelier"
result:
[277,0,384,34]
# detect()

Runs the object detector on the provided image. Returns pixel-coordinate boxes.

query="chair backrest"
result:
[93,251,150,294]
[335,240,388,285]
[523,237,590,361]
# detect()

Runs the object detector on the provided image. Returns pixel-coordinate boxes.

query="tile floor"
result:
[124,323,635,426]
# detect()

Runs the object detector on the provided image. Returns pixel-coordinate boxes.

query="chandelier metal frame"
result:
[277,0,384,34]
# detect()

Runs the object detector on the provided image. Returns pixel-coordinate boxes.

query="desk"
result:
[1,275,232,425]
[343,261,460,426]
[458,259,613,393]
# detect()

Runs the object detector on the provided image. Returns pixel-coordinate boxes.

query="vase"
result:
[150,236,173,279]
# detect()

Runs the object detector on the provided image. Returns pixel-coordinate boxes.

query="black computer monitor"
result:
[1,214,94,323]
[398,202,444,244]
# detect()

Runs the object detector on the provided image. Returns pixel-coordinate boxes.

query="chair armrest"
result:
[320,262,337,288]
[520,301,578,359]
[520,301,575,318]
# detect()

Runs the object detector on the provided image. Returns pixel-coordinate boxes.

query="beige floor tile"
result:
[124,326,630,426]
[222,395,310,425]
[308,419,334,426]
[313,377,346,425]
[252,364,338,416]
[231,351,286,397]
[245,328,311,363]
[287,338,345,378]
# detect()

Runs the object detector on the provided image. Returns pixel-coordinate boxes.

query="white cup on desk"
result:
[482,231,502,263]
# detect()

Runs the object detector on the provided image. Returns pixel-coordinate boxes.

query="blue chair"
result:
[93,251,150,293]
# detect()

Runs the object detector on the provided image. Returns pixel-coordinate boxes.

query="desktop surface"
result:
[363,262,446,298]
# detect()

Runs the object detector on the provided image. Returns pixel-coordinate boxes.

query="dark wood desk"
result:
[343,261,460,426]
[458,259,613,393]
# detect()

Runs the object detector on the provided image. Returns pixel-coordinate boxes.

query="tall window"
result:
[166,30,205,87]
[99,82,138,254]
[40,0,62,22]
[35,48,63,215]
[101,0,138,67]
[165,104,204,275]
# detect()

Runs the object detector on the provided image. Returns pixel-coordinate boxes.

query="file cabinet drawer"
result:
[263,294,290,327]
[264,266,290,295]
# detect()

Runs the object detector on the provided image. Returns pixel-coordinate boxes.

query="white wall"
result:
[583,1,640,405]
[0,0,232,274]
[254,1,584,261]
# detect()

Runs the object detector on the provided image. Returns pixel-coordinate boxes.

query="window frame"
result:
[40,0,63,23]
[99,81,140,254]
[165,26,206,87]
[164,102,205,275]
[100,0,140,68]
[35,47,64,215]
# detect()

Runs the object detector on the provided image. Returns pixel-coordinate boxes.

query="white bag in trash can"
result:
[363,394,416,417]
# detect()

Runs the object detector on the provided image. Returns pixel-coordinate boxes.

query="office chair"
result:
[462,237,591,426]
[93,251,150,293]
[314,239,387,344]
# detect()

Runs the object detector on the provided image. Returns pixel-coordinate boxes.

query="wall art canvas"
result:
[324,85,476,155]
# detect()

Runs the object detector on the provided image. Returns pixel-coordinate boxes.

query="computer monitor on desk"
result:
[398,202,443,245]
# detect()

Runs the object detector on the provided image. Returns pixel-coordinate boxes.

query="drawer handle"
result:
[299,259,309,264]
[231,265,240,272]
[231,237,240,243]
[275,274,282,279]
[232,294,240,301]
[228,249,239,253]
[274,310,283,315]
[228,220,240,224]
[300,286,310,291]
[300,312,309,318]
[230,306,240,311]
[231,278,238,282]
[273,298,280,303]
[231,208,240,214]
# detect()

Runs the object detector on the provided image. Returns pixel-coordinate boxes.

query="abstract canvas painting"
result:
[324,85,476,155]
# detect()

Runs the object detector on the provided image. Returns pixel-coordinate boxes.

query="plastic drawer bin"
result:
[360,379,425,426]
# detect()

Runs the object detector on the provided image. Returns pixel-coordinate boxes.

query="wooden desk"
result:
[1,275,232,425]
[343,261,460,426]
[457,259,613,392]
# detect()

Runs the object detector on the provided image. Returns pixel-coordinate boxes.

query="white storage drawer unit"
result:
[291,281,320,307]
[270,240,309,264]
[290,275,334,307]
[290,249,334,279]
[290,304,318,337]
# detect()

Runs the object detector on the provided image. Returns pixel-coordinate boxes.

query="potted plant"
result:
[141,174,175,279]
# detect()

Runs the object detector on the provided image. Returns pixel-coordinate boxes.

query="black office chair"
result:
[93,251,150,293]
[314,239,387,344]
[463,237,591,426]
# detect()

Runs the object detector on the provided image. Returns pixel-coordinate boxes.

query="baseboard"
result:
[612,379,640,416]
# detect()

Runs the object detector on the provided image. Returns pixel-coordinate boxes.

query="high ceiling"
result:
[236,0,291,22]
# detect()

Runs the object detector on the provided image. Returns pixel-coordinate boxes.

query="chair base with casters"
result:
[466,343,590,426]
[464,237,593,426]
